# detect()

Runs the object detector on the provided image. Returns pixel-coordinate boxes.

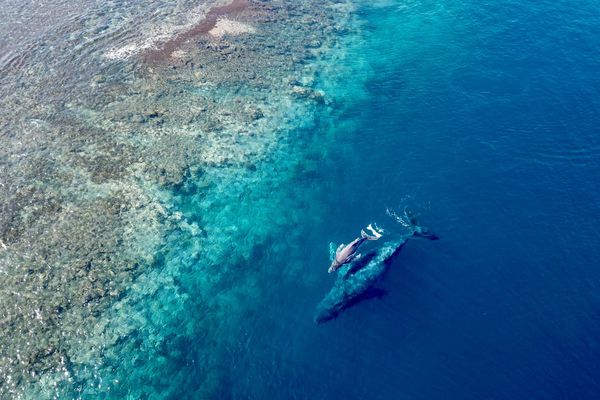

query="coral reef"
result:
[0,0,357,398]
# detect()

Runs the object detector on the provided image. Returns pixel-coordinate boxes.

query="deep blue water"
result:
[215,1,600,399]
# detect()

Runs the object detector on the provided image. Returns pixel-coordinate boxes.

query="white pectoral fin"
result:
[336,243,345,255]
[367,224,383,238]
[345,252,361,263]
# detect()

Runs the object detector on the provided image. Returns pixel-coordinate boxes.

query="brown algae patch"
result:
[143,0,251,63]
[104,0,232,61]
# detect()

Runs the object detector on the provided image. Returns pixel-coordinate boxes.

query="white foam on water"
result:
[328,242,338,261]
[386,207,411,228]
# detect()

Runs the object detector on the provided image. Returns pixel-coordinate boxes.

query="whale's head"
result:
[328,260,341,273]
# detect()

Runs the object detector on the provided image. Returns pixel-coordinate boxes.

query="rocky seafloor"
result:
[0,0,361,397]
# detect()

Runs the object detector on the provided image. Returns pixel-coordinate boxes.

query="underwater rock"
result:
[291,85,310,96]
[306,39,322,49]
[291,85,326,103]
[247,106,264,121]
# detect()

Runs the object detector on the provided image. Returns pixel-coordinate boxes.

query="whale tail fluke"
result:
[413,226,440,240]
[404,208,439,240]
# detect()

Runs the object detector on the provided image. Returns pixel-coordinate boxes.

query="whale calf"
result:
[328,224,383,273]
[315,211,438,323]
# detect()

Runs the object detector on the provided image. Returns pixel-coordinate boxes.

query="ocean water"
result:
[2,0,600,398]
[214,1,600,398]
[225,1,600,399]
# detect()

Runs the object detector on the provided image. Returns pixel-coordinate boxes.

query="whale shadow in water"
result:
[320,286,389,322]
[316,242,409,323]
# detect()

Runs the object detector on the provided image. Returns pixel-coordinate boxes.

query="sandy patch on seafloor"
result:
[209,18,256,38]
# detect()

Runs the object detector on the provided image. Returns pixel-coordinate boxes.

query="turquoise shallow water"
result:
[2,0,600,398]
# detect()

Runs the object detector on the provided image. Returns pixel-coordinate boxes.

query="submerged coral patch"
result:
[0,0,358,398]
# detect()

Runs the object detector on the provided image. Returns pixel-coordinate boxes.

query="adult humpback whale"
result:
[315,210,438,323]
